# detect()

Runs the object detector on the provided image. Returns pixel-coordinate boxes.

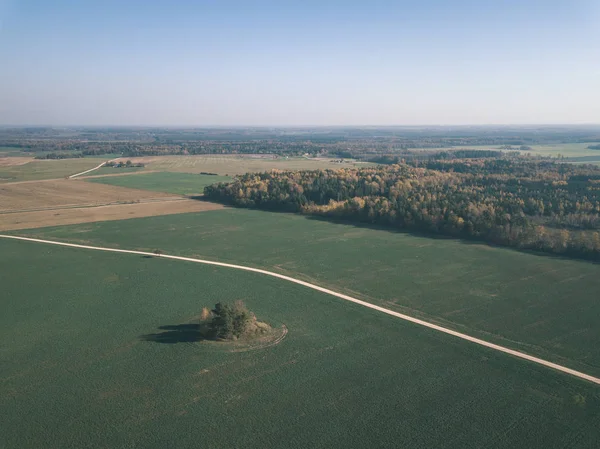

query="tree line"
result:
[204,158,600,260]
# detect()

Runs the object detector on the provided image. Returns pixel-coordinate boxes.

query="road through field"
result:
[2,233,599,386]
[69,159,116,178]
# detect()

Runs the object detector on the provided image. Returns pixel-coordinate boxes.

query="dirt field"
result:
[0,199,223,231]
[0,179,173,212]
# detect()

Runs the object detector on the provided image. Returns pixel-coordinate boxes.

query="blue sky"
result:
[0,0,598,125]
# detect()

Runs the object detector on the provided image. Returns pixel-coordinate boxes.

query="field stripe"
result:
[2,233,599,385]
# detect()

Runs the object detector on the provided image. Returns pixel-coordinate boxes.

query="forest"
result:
[204,158,600,260]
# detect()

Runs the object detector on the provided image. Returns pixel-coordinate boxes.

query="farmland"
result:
[112,155,371,175]
[3,130,600,447]
[439,143,600,163]
[0,179,173,212]
[86,172,232,195]
[17,209,600,377]
[2,237,600,449]
[0,159,102,183]
[0,178,223,231]
[0,199,222,231]
[0,146,27,155]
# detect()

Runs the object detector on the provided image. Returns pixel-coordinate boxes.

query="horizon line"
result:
[1,123,600,129]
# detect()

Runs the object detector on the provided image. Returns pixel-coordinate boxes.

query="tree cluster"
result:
[34,152,83,159]
[105,160,145,168]
[209,301,254,340]
[204,159,600,260]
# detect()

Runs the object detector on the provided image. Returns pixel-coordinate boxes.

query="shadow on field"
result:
[141,324,206,344]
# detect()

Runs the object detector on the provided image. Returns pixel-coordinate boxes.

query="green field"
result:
[0,159,101,183]
[86,172,232,195]
[89,165,146,175]
[16,209,600,377]
[440,143,600,163]
[0,146,27,156]
[2,237,599,449]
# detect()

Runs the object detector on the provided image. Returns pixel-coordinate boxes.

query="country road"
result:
[69,159,116,178]
[1,233,599,385]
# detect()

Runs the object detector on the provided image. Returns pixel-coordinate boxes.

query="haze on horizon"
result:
[0,0,598,127]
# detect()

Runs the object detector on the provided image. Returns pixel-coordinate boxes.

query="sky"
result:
[0,0,598,126]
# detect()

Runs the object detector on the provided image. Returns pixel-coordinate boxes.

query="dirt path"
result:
[69,159,116,178]
[1,234,599,386]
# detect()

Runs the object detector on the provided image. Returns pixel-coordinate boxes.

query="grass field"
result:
[86,172,232,195]
[441,143,600,163]
[18,209,600,377]
[91,165,146,175]
[0,155,372,184]
[0,146,28,156]
[2,237,599,449]
[0,159,102,183]
[115,155,372,175]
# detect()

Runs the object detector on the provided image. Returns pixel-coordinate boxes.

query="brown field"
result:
[0,199,223,231]
[0,179,173,213]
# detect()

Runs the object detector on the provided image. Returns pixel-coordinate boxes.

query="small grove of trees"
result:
[105,160,145,168]
[588,145,600,150]
[209,301,254,340]
[35,152,83,159]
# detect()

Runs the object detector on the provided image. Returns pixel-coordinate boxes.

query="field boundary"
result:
[1,233,599,385]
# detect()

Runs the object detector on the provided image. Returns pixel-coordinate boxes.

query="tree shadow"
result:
[141,324,206,344]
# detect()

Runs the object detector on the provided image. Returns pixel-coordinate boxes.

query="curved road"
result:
[1,233,599,385]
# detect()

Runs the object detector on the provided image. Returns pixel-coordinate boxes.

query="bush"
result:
[209,301,253,340]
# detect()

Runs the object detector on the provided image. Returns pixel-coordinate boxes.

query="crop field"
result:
[2,237,599,449]
[0,177,227,231]
[18,209,600,377]
[90,165,146,175]
[0,146,28,155]
[114,155,372,175]
[0,179,173,213]
[0,156,33,166]
[0,159,102,183]
[86,172,232,195]
[441,143,600,162]
[0,199,223,231]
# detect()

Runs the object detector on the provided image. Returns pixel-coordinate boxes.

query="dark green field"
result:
[18,208,600,377]
[2,238,599,449]
[86,171,231,195]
